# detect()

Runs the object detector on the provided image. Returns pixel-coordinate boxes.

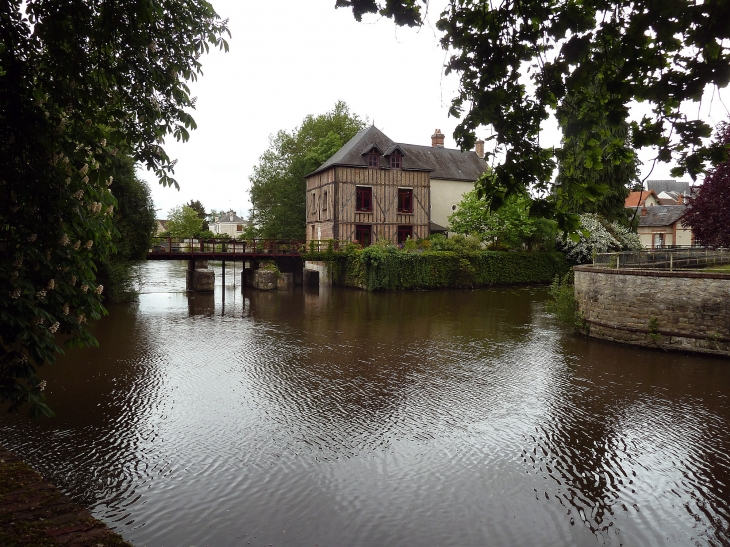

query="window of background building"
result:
[397,225,413,244]
[397,188,412,213]
[367,152,379,168]
[355,225,372,247]
[356,186,372,212]
[390,153,402,169]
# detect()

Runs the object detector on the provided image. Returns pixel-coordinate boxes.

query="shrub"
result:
[557,213,642,264]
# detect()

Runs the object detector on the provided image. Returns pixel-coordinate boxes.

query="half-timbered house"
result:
[305,125,487,246]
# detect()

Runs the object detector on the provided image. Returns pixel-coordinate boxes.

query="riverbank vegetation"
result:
[1,1,229,414]
[304,238,568,291]
[96,156,156,303]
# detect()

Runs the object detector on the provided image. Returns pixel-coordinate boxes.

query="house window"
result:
[390,153,402,169]
[310,192,316,213]
[397,188,413,213]
[323,190,328,211]
[653,233,664,249]
[236,224,243,232]
[397,225,413,244]
[367,152,379,168]
[356,186,372,212]
[355,225,372,247]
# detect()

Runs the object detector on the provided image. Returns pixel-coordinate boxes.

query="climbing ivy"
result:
[304,247,568,291]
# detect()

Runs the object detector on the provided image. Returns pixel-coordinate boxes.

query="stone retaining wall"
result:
[574,266,730,357]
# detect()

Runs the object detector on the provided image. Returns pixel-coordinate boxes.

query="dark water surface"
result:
[2,261,729,546]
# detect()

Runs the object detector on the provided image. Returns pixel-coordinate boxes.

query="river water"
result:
[1,261,729,546]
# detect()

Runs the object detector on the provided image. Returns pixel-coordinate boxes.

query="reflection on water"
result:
[1,261,729,546]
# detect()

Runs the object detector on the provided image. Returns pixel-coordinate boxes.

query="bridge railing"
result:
[148,237,306,256]
[593,246,730,271]
[303,240,356,253]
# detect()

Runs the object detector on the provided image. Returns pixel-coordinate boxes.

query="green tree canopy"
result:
[167,205,204,238]
[185,199,209,231]
[449,190,556,250]
[338,0,730,229]
[249,101,365,239]
[0,0,228,414]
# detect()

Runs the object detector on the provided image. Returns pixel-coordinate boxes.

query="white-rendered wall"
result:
[429,179,475,229]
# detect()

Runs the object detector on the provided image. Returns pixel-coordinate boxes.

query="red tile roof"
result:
[625,190,658,207]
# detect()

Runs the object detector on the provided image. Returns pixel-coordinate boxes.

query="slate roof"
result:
[637,205,687,227]
[215,211,246,224]
[646,180,691,195]
[309,125,488,181]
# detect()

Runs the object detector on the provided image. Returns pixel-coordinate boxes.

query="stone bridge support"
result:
[186,260,215,292]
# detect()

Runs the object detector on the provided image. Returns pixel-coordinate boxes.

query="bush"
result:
[557,213,642,264]
[304,247,568,291]
[545,272,577,325]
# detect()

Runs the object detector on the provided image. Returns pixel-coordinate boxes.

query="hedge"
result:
[303,248,569,291]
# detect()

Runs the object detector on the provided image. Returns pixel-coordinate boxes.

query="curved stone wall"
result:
[573,266,730,357]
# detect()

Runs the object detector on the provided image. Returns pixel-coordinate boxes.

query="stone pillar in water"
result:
[186,260,215,292]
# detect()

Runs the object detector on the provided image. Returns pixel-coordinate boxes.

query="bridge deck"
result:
[146,238,307,261]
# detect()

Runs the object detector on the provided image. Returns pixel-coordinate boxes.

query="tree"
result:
[338,1,730,228]
[249,101,365,239]
[554,82,639,223]
[0,1,228,414]
[185,200,209,231]
[166,206,203,238]
[449,190,556,250]
[96,154,157,302]
[682,121,730,247]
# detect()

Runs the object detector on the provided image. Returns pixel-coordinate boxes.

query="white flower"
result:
[73,240,81,250]
[106,176,113,187]
[62,303,70,315]
[79,163,88,175]
[100,138,107,147]
[9,288,21,299]
[77,314,87,324]
[38,380,47,391]
[60,234,70,246]
[106,205,114,215]
[69,275,76,286]
[29,233,37,242]
[13,256,23,267]
[96,284,104,295]
[73,189,83,200]
[80,284,89,292]
[85,240,93,249]
[37,289,47,299]
[49,322,59,334]
[82,175,89,184]
[47,279,55,290]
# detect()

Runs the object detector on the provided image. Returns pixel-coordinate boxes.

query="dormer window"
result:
[390,153,402,169]
[361,144,383,169]
[367,152,379,168]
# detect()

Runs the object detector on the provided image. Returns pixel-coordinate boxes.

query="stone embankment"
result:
[0,446,132,546]
[574,266,730,356]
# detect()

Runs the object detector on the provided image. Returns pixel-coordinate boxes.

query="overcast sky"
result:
[141,0,730,219]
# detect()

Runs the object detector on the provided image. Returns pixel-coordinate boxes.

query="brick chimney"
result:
[431,129,445,148]
[641,205,647,216]
[476,139,485,159]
